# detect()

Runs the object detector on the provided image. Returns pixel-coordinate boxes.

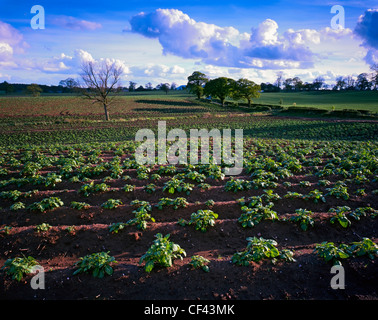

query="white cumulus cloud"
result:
[129,9,319,70]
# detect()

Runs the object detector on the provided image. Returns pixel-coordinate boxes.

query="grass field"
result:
[0,92,377,147]
[254,90,378,112]
[1,90,377,117]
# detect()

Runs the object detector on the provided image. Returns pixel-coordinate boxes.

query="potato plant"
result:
[139,233,186,273]
[1,256,39,281]
[73,252,117,278]
[180,209,218,232]
[232,237,295,266]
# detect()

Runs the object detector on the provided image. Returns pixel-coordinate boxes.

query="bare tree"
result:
[80,60,123,121]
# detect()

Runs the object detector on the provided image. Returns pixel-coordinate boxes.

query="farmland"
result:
[0,92,377,300]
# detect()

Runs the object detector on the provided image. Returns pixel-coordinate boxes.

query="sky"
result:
[0,0,377,87]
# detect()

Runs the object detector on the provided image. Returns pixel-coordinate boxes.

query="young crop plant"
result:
[197,183,211,191]
[123,184,135,192]
[34,223,52,233]
[163,178,194,195]
[355,188,367,196]
[299,181,311,187]
[349,207,378,220]
[143,183,157,194]
[157,164,177,175]
[314,242,350,265]
[329,206,352,228]
[236,195,264,208]
[78,181,110,197]
[185,171,206,183]
[224,178,251,193]
[1,256,39,281]
[0,190,22,201]
[261,189,281,202]
[139,233,186,273]
[189,255,210,272]
[347,238,378,260]
[65,226,77,235]
[205,199,215,208]
[284,191,304,199]
[318,179,331,186]
[231,237,295,266]
[326,183,349,200]
[238,204,278,228]
[44,173,62,187]
[156,197,174,210]
[73,252,117,278]
[172,197,189,209]
[180,209,218,232]
[101,199,123,209]
[110,164,123,179]
[130,200,152,212]
[302,189,326,203]
[10,201,25,211]
[250,178,278,190]
[0,225,12,235]
[70,201,91,210]
[20,162,42,177]
[289,208,315,231]
[151,173,161,181]
[94,182,111,193]
[28,197,64,213]
[137,172,149,180]
[205,164,225,180]
[108,222,127,234]
[127,201,155,230]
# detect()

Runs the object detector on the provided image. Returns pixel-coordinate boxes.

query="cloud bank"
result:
[51,16,102,31]
[354,9,378,66]
[130,9,352,70]
[0,20,28,67]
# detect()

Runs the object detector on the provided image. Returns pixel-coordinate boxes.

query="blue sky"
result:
[0,0,377,86]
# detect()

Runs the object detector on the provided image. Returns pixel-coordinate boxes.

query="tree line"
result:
[0,79,181,96]
[186,71,261,107]
[1,60,377,122]
[1,64,377,97]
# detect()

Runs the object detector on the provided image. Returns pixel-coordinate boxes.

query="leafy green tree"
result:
[0,81,14,94]
[26,83,43,97]
[59,78,79,92]
[157,83,170,94]
[232,78,261,107]
[186,71,209,99]
[204,77,235,106]
[356,73,370,91]
[128,81,137,92]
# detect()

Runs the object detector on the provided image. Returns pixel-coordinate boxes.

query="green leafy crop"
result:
[101,199,123,209]
[189,255,210,272]
[314,242,350,265]
[73,252,117,278]
[139,233,186,273]
[1,256,39,281]
[289,208,315,231]
[232,237,295,266]
[180,209,218,232]
[329,206,352,228]
[28,197,64,213]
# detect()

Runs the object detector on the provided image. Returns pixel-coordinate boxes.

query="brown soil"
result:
[0,166,377,301]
